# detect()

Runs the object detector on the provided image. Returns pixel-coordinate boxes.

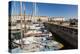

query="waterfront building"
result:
[10,15,48,23]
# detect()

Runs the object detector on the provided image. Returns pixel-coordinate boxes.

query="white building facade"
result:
[10,15,48,23]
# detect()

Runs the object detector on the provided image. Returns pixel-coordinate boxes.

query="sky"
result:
[9,1,78,20]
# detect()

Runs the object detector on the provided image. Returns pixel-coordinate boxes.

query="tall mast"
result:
[23,3,26,33]
[12,2,16,22]
[12,2,15,16]
[20,1,23,49]
[34,2,36,17]
[32,2,36,22]
[14,2,18,30]
[14,2,16,16]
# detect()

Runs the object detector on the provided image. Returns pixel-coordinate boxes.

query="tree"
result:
[27,20,32,23]
[37,18,41,22]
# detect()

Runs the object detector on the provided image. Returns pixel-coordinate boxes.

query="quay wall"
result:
[44,23,78,49]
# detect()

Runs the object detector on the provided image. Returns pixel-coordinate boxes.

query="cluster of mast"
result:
[12,1,37,49]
